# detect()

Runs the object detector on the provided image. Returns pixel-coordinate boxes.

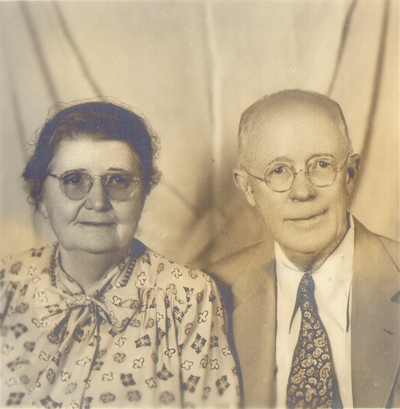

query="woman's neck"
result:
[57,245,129,293]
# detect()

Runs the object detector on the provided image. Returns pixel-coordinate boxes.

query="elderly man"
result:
[210,90,399,408]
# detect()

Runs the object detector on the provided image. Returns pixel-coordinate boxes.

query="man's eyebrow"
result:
[267,156,293,166]
[266,153,336,167]
[307,153,335,160]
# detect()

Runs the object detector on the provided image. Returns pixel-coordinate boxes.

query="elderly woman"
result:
[0,100,239,408]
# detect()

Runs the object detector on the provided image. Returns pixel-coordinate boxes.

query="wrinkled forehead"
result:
[242,100,349,165]
[49,136,142,174]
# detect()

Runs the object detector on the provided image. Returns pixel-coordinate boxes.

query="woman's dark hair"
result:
[23,99,161,210]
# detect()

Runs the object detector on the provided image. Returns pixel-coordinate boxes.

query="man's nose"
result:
[288,170,316,201]
[84,178,111,211]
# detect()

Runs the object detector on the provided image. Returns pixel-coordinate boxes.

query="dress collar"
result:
[50,238,146,296]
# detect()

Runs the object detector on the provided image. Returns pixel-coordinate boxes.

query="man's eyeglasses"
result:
[48,171,141,201]
[244,155,349,192]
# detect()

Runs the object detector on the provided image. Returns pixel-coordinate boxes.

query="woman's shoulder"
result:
[136,245,216,294]
[0,245,53,282]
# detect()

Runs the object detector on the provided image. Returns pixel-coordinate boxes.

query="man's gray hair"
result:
[237,89,353,168]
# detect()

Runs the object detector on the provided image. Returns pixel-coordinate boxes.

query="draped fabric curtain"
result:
[0,0,398,268]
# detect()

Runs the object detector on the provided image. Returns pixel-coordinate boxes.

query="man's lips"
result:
[77,221,115,226]
[285,210,327,222]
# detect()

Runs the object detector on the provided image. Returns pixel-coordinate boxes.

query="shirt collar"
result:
[276,214,354,333]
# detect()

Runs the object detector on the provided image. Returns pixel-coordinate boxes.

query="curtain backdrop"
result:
[0,0,398,269]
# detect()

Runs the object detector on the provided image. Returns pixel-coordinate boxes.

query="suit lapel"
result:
[352,220,400,408]
[231,253,277,408]
[225,219,399,408]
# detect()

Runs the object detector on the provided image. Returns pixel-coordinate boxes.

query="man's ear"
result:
[346,153,361,194]
[233,169,257,207]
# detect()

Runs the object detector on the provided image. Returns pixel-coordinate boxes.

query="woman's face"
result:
[39,136,145,256]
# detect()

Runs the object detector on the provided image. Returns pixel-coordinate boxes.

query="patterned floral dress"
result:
[0,240,240,408]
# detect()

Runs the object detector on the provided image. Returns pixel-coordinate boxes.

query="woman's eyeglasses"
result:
[48,171,141,201]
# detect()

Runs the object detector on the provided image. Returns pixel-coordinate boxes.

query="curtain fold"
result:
[0,0,397,267]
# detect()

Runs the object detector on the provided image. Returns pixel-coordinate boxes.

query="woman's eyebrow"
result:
[107,167,131,173]
[59,167,86,174]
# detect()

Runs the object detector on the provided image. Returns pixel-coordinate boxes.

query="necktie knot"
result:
[299,273,314,293]
[296,274,317,313]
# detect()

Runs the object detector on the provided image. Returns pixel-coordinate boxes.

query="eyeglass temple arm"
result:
[244,168,267,182]
[336,155,350,172]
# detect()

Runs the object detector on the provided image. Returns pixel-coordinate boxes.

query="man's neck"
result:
[280,248,333,273]
[280,221,349,273]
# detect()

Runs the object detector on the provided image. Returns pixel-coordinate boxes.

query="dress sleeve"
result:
[0,248,49,326]
[0,256,23,327]
[175,270,241,408]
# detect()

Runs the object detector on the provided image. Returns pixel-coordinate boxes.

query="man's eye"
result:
[271,166,285,175]
[316,161,331,169]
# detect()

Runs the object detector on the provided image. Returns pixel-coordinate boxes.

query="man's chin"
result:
[278,235,331,259]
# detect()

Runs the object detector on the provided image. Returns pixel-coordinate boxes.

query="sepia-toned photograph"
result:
[0,1,398,408]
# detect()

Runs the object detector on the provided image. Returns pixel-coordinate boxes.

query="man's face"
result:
[236,104,359,263]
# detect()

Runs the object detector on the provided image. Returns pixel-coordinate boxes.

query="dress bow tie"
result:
[16,277,141,406]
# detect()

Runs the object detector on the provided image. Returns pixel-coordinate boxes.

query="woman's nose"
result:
[84,178,111,211]
[288,170,316,201]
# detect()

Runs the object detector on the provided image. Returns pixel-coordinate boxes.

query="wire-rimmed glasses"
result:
[244,155,349,192]
[48,170,141,201]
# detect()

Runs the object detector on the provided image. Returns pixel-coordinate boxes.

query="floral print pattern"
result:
[0,241,239,408]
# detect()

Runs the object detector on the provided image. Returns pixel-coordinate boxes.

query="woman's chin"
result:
[60,237,130,256]
[55,224,136,257]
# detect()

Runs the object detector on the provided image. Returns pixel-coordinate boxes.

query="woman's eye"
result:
[108,174,129,186]
[64,173,82,184]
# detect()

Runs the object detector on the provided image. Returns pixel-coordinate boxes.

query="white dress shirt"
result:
[276,216,355,408]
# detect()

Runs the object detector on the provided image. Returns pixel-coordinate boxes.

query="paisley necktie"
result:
[286,274,343,409]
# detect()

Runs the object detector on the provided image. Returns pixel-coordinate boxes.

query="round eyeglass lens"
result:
[308,160,336,186]
[266,165,294,192]
[104,174,134,201]
[61,173,92,200]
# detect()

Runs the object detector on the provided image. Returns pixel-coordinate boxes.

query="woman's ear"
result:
[346,153,361,194]
[38,200,49,219]
[233,169,257,207]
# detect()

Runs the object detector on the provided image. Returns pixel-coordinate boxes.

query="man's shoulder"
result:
[354,218,400,262]
[354,218,400,271]
[207,238,275,287]
[376,235,400,269]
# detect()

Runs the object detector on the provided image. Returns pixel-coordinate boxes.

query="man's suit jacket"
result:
[209,219,400,408]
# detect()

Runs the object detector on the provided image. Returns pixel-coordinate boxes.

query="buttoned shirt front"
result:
[276,215,354,408]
